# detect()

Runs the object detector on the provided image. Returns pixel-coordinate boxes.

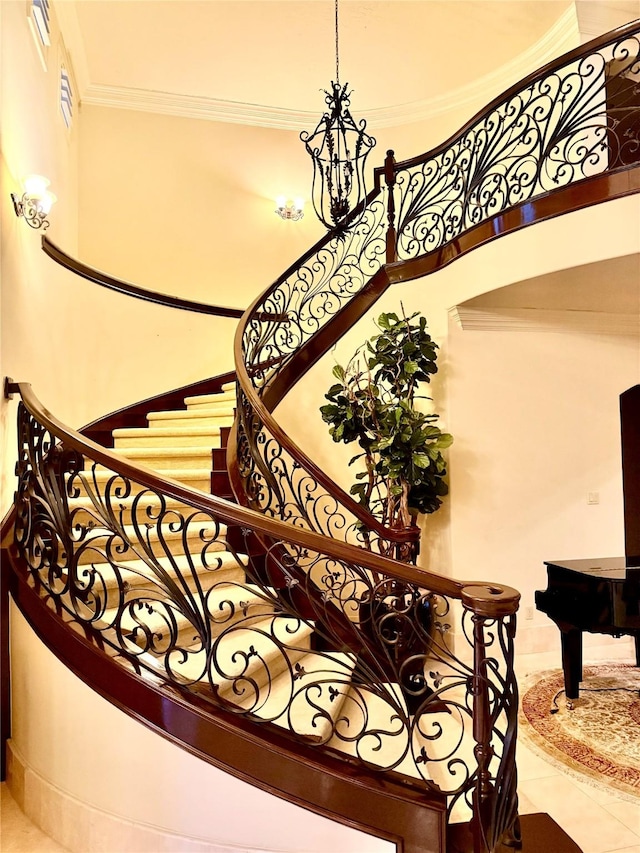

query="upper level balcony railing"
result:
[232,21,640,559]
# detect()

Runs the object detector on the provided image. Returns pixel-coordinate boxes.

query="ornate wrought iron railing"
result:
[8,380,520,850]
[232,21,640,557]
[391,27,640,264]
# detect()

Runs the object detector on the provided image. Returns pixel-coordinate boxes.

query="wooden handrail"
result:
[6,380,520,608]
[42,236,245,318]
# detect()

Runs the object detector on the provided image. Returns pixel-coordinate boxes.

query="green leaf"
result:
[332,364,346,381]
[413,453,431,468]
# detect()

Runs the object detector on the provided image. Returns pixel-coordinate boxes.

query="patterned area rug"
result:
[519,663,640,802]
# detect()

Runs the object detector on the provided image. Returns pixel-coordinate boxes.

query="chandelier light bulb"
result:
[23,174,51,197]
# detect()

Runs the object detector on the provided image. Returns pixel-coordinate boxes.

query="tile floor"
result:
[514,642,640,853]
[1,644,639,853]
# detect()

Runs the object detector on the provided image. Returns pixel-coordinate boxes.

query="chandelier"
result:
[301,0,375,230]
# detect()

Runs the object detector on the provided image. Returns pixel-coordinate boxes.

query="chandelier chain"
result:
[335,0,340,84]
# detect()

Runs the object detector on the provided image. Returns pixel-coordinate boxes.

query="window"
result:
[60,65,73,129]
[28,0,51,68]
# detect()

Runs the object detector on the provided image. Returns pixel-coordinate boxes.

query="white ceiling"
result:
[49,0,620,130]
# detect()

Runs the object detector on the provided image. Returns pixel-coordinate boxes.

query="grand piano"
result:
[536,385,640,706]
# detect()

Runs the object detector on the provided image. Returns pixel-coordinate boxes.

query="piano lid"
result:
[544,557,640,580]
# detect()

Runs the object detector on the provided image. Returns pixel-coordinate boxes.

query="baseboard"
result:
[5,742,256,853]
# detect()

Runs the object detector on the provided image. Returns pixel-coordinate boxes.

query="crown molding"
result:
[450,306,640,337]
[77,5,578,130]
[80,86,315,130]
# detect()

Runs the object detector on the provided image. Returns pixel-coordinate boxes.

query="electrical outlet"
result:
[587,491,600,505]
[524,606,534,621]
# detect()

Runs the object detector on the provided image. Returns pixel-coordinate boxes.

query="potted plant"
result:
[320,308,453,551]
[320,309,453,711]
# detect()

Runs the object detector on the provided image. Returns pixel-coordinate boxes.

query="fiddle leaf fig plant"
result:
[320,310,453,534]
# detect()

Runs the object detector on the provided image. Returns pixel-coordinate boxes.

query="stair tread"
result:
[184,391,236,407]
[69,492,205,509]
[74,527,230,569]
[79,518,225,540]
[104,583,275,639]
[326,682,427,779]
[82,550,249,587]
[116,446,214,457]
[75,467,212,480]
[132,616,313,690]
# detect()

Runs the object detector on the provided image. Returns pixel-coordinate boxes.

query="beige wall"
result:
[1,0,80,515]
[275,196,640,636]
[78,105,327,308]
[447,316,638,651]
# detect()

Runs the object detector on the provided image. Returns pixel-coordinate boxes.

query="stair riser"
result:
[114,435,221,449]
[126,621,312,693]
[68,500,217,527]
[184,392,236,408]
[67,474,211,498]
[121,603,281,653]
[65,564,248,610]
[148,415,234,429]
[120,452,213,469]
[186,400,236,412]
[216,637,312,696]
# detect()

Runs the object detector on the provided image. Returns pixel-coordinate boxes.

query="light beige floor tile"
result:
[570,776,634,807]
[603,801,640,836]
[518,775,639,853]
[0,784,67,852]
[515,739,557,782]
[600,847,640,853]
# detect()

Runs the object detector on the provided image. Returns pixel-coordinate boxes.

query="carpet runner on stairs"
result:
[64,383,431,785]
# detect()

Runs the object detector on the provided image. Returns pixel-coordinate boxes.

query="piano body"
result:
[535,386,640,706]
[535,558,640,705]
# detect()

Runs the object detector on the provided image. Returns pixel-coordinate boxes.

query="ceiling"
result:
[51,1,639,320]
[53,0,640,130]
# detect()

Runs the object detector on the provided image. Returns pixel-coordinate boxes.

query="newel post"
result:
[462,583,521,853]
[383,149,397,264]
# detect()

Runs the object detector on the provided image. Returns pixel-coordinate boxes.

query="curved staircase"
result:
[3,20,639,853]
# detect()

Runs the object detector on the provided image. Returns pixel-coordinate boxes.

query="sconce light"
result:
[275,195,304,221]
[11,174,57,230]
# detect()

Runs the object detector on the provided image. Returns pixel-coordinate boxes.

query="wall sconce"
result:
[11,175,57,230]
[275,196,304,221]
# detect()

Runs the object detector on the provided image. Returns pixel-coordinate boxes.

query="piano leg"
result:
[560,628,583,707]
[635,634,640,667]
